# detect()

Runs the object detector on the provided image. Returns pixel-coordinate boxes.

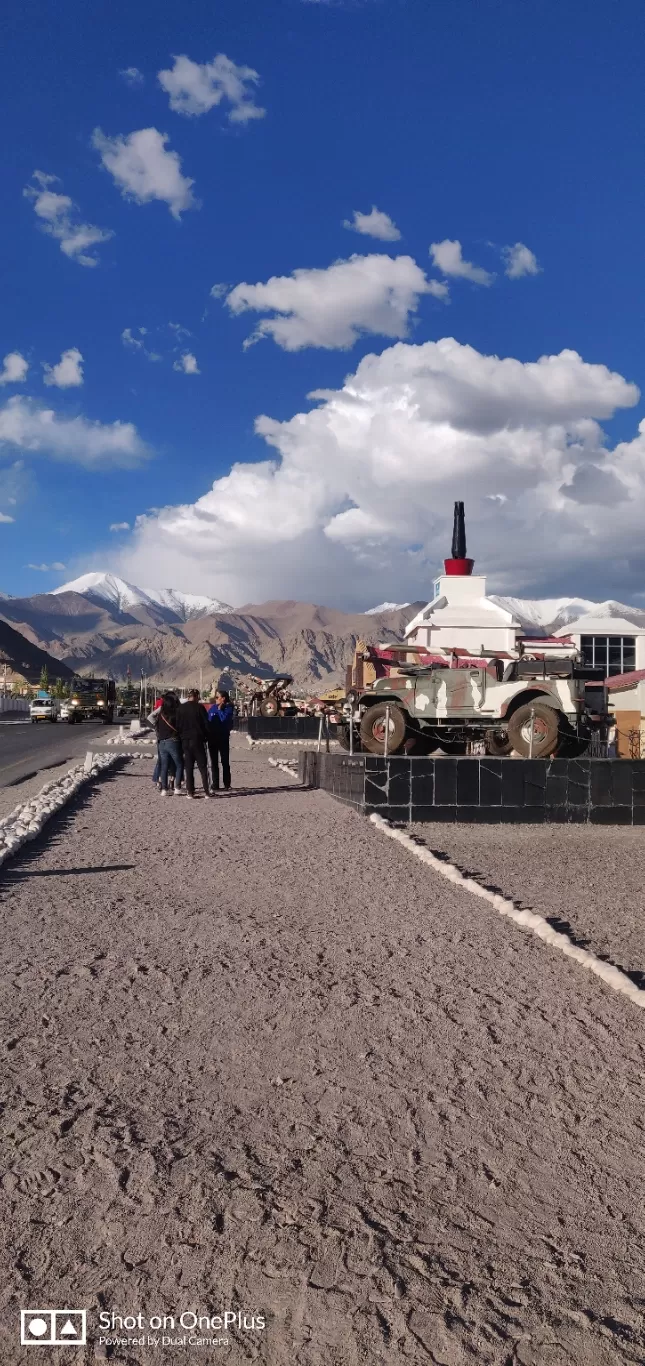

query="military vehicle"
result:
[66,677,117,724]
[242,675,298,717]
[341,656,607,758]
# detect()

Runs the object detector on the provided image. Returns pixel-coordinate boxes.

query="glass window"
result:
[581,636,594,668]
[623,639,636,672]
[608,642,623,673]
[580,635,636,675]
[593,639,608,672]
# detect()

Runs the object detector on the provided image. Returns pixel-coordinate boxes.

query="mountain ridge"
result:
[2,577,645,691]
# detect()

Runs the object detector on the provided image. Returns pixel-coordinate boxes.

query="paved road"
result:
[0,718,114,787]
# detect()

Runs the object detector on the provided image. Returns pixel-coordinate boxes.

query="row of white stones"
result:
[0,752,146,866]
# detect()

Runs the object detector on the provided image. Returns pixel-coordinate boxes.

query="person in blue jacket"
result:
[206,688,235,790]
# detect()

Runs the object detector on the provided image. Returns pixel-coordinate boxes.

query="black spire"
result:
[451,501,467,559]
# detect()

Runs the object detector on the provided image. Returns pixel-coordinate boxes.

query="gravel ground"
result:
[410,822,645,989]
[1,744,644,1365]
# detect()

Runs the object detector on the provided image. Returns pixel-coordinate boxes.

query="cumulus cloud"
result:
[24,171,113,267]
[121,327,162,362]
[173,352,200,374]
[343,207,401,241]
[430,239,493,286]
[0,513,14,524]
[226,253,446,350]
[0,353,29,386]
[0,397,148,469]
[120,66,144,86]
[158,53,265,124]
[110,521,130,531]
[93,128,196,218]
[502,242,541,279]
[27,561,66,571]
[112,339,645,608]
[42,348,84,389]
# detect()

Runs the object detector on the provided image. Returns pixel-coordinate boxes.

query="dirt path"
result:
[1,744,644,1365]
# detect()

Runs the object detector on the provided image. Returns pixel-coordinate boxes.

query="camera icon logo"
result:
[21,1310,86,1347]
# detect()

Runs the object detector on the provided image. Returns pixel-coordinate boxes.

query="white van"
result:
[29,697,60,724]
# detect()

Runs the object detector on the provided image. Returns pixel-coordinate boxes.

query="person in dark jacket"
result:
[156,692,184,795]
[206,689,235,790]
[176,690,211,798]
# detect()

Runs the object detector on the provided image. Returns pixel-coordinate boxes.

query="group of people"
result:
[150,688,235,798]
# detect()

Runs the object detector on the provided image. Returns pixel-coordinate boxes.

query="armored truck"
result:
[341,657,607,758]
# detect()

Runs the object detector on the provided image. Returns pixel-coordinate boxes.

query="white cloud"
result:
[210,283,229,300]
[121,327,162,362]
[93,128,196,219]
[0,353,29,386]
[120,66,144,86]
[158,53,265,124]
[42,348,84,389]
[226,253,446,350]
[173,352,200,375]
[430,239,493,286]
[343,207,401,241]
[109,521,130,531]
[0,513,14,523]
[502,242,541,279]
[0,397,148,469]
[113,339,645,608]
[24,171,113,267]
[27,562,66,571]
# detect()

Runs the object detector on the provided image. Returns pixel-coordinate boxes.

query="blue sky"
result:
[1,0,644,608]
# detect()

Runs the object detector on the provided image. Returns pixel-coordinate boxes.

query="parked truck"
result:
[340,655,608,758]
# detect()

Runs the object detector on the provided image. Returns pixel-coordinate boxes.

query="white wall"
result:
[0,697,29,714]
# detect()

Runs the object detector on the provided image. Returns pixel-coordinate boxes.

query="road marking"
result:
[370,813,645,1011]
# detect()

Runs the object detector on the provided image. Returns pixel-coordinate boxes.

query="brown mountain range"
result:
[0,593,424,692]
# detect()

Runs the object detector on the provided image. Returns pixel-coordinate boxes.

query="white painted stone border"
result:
[0,752,146,867]
[369,813,645,1012]
[268,757,299,778]
[246,734,339,748]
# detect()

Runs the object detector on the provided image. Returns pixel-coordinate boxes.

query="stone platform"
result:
[299,752,645,824]
[237,715,337,740]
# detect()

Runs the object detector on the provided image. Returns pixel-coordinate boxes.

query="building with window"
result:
[554,606,645,675]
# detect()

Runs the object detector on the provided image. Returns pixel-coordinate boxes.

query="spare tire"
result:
[484,727,513,756]
[507,701,560,758]
[359,702,407,755]
[337,723,360,752]
[260,697,279,716]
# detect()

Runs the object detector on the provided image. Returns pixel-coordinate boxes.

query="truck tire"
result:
[337,722,361,752]
[260,698,279,717]
[437,738,468,755]
[485,727,513,756]
[507,702,560,758]
[359,702,407,755]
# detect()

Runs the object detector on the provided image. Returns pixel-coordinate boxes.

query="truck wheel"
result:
[260,698,279,717]
[404,734,433,756]
[438,739,468,755]
[359,702,407,755]
[507,702,560,758]
[485,728,513,756]
[337,723,358,751]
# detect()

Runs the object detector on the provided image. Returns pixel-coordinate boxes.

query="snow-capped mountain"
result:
[53,572,233,620]
[491,596,645,635]
[365,601,411,615]
[490,596,598,635]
